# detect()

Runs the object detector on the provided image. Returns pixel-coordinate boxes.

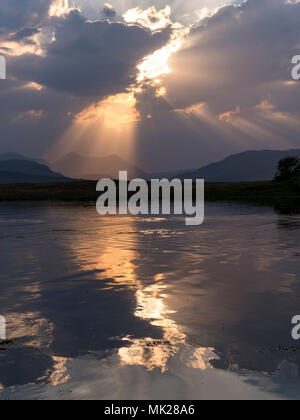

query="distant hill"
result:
[180,150,300,182]
[0,159,69,184]
[148,168,196,180]
[0,152,48,166]
[0,152,30,162]
[51,153,148,180]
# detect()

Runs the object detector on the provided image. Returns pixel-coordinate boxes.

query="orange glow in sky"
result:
[75,92,140,131]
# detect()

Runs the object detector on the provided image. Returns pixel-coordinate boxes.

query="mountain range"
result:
[0,149,300,184]
[0,152,48,166]
[50,153,147,180]
[181,150,300,182]
[0,158,69,184]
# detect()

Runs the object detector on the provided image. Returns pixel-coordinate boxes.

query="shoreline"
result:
[0,180,299,213]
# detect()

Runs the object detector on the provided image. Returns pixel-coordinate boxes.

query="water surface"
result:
[0,202,300,400]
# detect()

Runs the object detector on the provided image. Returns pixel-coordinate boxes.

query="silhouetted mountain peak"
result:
[180,149,300,182]
[0,152,48,166]
[0,159,68,184]
[51,153,147,180]
[0,152,30,161]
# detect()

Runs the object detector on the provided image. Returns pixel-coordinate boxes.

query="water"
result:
[0,202,300,400]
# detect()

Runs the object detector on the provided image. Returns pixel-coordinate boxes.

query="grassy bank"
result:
[0,181,97,202]
[0,180,299,213]
[205,181,300,213]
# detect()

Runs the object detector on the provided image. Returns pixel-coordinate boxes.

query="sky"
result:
[0,0,300,171]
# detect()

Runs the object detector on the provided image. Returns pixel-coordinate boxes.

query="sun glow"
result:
[25,82,44,91]
[0,37,43,56]
[50,92,139,162]
[123,5,190,83]
[123,6,172,32]
[48,0,79,17]
[75,92,140,130]
[137,23,189,82]
[53,5,189,159]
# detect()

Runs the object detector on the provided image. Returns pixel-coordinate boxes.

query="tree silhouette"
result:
[274,156,300,182]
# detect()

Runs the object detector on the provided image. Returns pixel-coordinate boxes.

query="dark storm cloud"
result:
[0,4,171,157]
[10,28,40,42]
[101,3,117,20]
[134,86,242,171]
[166,0,300,114]
[0,0,51,36]
[10,10,171,98]
[1,0,300,169]
[133,0,300,170]
[0,80,91,157]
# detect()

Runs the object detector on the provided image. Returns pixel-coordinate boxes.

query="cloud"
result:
[10,28,40,42]
[166,0,300,114]
[0,0,300,170]
[48,0,77,17]
[10,10,171,98]
[101,3,117,21]
[75,0,230,26]
[0,4,171,158]
[133,0,300,169]
[0,78,89,156]
[123,5,172,31]
[219,107,241,123]
[0,0,51,36]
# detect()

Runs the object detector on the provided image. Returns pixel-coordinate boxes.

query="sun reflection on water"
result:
[66,216,217,373]
[118,281,186,372]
